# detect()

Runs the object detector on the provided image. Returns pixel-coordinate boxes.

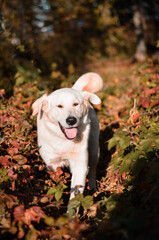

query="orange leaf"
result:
[13,205,25,221]
[0,155,14,166]
[7,147,19,155]
[24,206,44,225]
[7,169,18,180]
[138,97,150,109]
[13,155,27,164]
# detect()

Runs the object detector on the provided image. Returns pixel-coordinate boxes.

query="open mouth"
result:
[59,122,78,140]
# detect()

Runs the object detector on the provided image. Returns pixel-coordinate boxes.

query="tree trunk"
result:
[133,1,147,61]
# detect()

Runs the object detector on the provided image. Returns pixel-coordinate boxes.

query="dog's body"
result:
[32,73,103,199]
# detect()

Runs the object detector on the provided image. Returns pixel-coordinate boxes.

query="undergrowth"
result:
[0,59,159,239]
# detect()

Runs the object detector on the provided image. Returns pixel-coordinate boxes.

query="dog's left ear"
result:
[82,91,101,105]
[32,94,49,116]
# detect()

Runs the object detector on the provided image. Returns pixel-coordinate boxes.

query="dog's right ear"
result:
[32,94,49,116]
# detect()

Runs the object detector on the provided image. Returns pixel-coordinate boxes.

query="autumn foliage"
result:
[0,58,159,239]
[0,0,159,238]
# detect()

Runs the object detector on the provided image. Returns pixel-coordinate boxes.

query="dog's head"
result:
[32,88,101,140]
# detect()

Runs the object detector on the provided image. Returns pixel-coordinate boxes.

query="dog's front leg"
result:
[69,155,88,200]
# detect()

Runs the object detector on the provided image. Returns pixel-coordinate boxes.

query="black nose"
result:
[66,116,77,126]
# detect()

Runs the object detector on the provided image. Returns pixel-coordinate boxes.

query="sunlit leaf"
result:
[81,195,93,209]
[13,155,27,165]
[46,187,56,195]
[68,199,80,218]
[108,136,120,150]
[55,190,62,201]
[44,216,55,226]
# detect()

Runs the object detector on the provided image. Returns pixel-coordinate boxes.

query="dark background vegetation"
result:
[0,0,159,95]
[0,0,159,239]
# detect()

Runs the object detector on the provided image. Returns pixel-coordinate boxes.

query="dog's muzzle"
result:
[58,121,78,140]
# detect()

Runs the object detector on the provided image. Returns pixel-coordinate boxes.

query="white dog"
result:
[32,72,103,200]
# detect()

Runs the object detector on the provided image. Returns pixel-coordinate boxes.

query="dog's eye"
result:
[73,102,79,107]
[57,104,63,108]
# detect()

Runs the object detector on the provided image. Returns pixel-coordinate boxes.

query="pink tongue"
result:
[65,128,77,139]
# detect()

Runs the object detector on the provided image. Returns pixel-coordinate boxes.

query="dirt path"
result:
[86,58,140,126]
[86,57,137,82]
[87,57,141,185]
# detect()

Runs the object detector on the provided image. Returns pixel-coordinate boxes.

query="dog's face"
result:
[32,88,101,140]
[47,89,87,140]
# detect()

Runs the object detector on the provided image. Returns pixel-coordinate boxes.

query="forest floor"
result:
[0,57,159,240]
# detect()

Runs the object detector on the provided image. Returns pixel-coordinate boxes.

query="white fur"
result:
[32,73,103,200]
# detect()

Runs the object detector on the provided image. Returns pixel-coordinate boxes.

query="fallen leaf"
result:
[24,206,44,225]
[7,147,19,155]
[13,155,27,164]
[138,97,150,109]
[7,169,18,180]
[14,205,25,221]
[0,155,14,166]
